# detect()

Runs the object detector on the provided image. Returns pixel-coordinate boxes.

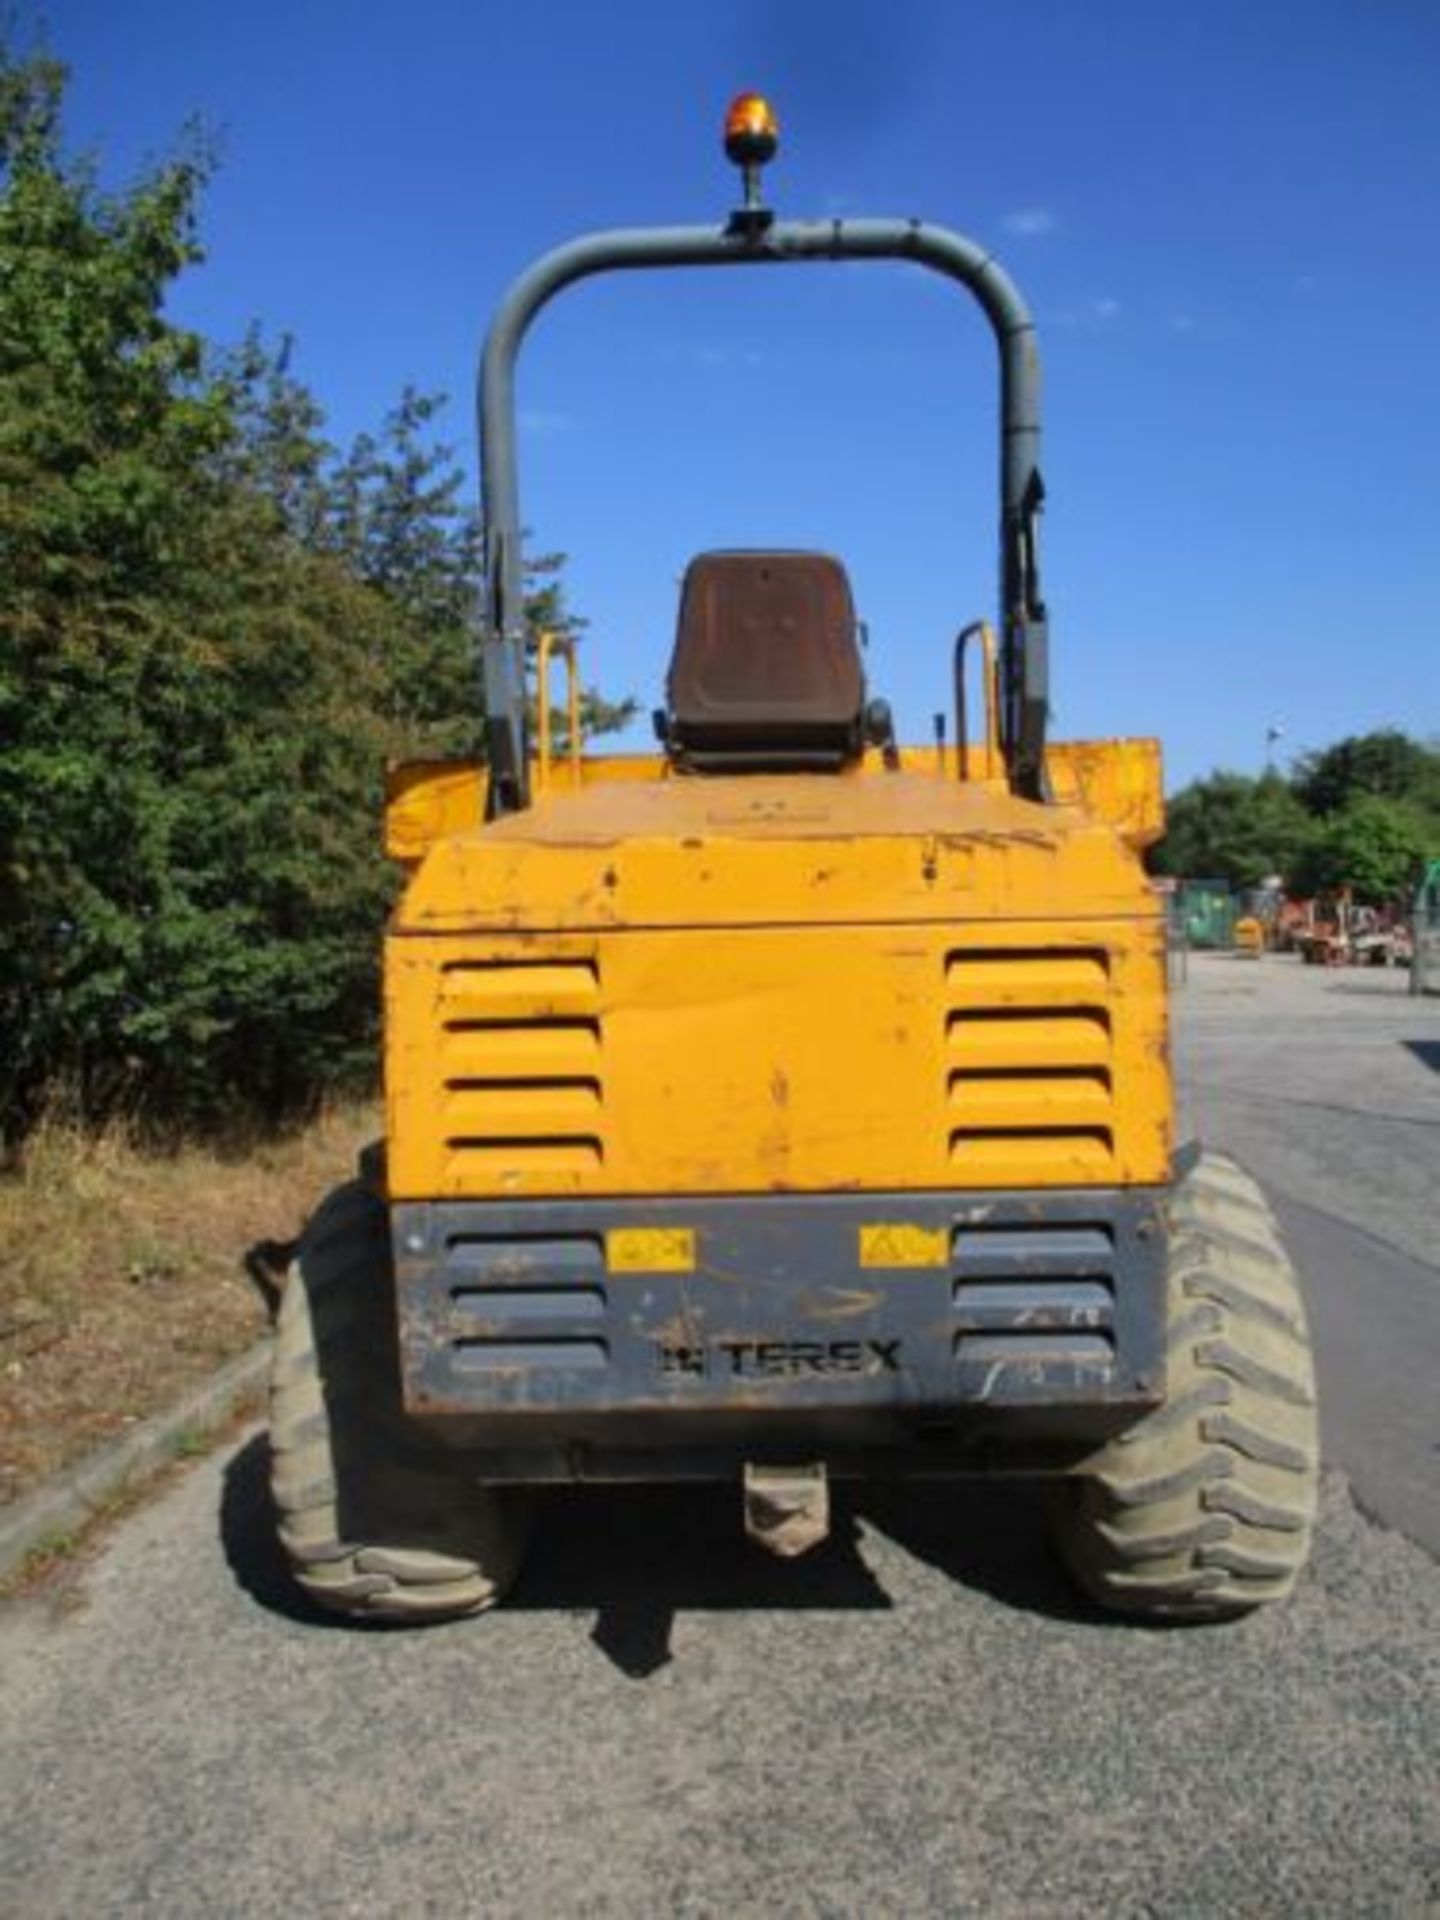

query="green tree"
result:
[1290,795,1434,905]
[213,326,334,547]
[0,36,629,1138]
[328,411,637,750]
[1291,729,1440,820]
[0,37,235,1124]
[1152,771,1316,888]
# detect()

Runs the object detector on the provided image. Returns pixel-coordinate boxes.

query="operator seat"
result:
[662,550,867,771]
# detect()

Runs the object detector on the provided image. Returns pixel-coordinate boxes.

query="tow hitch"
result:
[743,1462,830,1558]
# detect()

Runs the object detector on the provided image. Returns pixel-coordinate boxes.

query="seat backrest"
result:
[665,551,864,768]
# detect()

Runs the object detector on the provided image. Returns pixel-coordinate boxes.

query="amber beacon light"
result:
[723,91,779,165]
[724,92,779,223]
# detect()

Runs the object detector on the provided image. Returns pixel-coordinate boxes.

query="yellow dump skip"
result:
[384,737,1164,870]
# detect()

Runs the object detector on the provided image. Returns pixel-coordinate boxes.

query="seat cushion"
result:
[667,551,864,755]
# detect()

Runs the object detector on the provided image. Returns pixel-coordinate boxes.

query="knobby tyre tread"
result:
[1052,1150,1319,1620]
[268,1177,527,1622]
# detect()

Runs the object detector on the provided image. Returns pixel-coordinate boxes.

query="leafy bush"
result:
[1155,734,1440,903]
[1290,795,1434,904]
[1152,771,1317,890]
[0,40,629,1141]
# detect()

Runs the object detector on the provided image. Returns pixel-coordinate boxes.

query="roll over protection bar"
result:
[476,216,1049,814]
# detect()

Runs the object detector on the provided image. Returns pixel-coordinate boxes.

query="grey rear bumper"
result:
[391,1186,1168,1480]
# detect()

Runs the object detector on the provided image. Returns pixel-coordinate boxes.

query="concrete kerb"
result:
[0,1338,271,1583]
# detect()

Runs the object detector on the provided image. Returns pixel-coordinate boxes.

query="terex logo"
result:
[656,1338,901,1380]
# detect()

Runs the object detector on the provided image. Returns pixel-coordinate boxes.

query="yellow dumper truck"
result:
[269,97,1319,1623]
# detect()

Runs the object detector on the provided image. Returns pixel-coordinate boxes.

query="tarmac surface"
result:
[1175,953,1440,1557]
[3,953,1439,1916]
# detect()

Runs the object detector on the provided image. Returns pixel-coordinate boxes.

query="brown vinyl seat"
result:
[663,551,866,770]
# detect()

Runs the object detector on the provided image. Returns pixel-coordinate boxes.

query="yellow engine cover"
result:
[384,759,1172,1201]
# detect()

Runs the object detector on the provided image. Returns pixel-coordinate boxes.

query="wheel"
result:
[268,1178,528,1621]
[1051,1150,1319,1620]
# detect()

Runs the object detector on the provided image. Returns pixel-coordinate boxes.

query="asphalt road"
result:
[1175,953,1440,1557]
[3,953,1438,1916]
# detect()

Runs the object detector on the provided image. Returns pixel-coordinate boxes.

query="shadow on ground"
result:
[220,1434,1090,1675]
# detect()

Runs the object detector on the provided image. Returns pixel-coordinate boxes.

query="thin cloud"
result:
[519,407,576,437]
[1002,207,1058,238]
[1046,294,1122,331]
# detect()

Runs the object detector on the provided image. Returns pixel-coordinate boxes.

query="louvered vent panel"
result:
[438,957,604,1177]
[953,1221,1117,1376]
[442,1232,611,1373]
[946,949,1115,1178]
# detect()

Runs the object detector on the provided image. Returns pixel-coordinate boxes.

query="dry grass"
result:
[0,1102,377,1507]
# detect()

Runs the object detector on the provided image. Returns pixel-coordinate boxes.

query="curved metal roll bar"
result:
[477,215,1049,814]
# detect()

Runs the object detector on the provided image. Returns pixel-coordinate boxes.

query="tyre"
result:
[269,1178,528,1621]
[1051,1150,1319,1620]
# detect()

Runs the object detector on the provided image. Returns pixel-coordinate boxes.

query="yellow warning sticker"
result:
[858,1223,950,1269]
[607,1227,698,1273]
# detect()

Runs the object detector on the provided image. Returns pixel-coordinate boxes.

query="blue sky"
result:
[44,0,1440,785]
